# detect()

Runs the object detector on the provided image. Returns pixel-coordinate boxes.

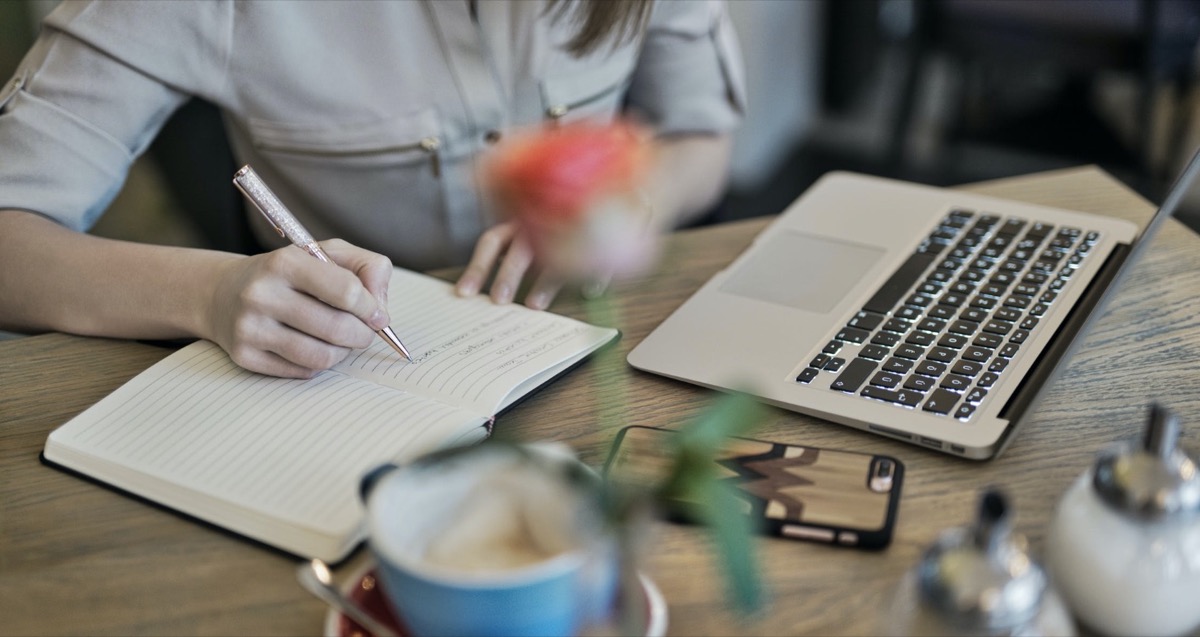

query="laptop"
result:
[629,153,1200,459]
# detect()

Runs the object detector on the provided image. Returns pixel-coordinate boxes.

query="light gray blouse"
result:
[0,0,745,270]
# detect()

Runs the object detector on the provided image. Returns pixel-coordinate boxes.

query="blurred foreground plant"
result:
[483,120,767,627]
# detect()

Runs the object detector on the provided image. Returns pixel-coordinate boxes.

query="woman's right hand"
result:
[206,239,395,378]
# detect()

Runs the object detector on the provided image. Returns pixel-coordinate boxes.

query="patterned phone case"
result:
[603,426,904,549]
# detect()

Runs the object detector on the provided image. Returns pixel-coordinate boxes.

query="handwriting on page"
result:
[335,270,605,414]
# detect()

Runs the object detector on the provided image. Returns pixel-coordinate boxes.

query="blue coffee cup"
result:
[361,443,618,637]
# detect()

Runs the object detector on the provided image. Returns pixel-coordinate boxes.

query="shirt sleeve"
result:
[624,0,748,136]
[0,0,231,231]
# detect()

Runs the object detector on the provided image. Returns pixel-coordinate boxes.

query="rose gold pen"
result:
[232,165,412,361]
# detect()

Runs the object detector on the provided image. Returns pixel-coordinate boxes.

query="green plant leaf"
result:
[659,391,767,613]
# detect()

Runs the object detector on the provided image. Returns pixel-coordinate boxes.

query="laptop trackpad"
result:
[719,231,885,314]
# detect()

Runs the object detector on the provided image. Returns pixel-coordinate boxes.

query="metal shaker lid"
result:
[1093,403,1200,519]
[918,489,1046,633]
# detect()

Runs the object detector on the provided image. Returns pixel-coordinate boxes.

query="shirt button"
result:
[484,130,502,144]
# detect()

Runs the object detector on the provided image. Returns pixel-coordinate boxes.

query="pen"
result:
[232,165,412,362]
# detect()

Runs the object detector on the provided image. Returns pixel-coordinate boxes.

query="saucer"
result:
[323,561,668,637]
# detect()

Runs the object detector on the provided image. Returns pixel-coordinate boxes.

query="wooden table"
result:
[2,167,1198,636]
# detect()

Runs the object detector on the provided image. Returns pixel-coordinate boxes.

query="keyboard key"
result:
[966,387,988,403]
[927,346,957,362]
[894,344,925,360]
[993,307,1022,322]
[940,374,972,391]
[810,354,831,368]
[988,358,1009,372]
[824,357,847,372]
[962,346,992,363]
[949,281,977,295]
[859,344,890,361]
[881,318,911,333]
[870,371,903,389]
[848,311,886,331]
[1004,295,1033,309]
[835,326,871,343]
[979,284,1006,298]
[951,360,983,377]
[917,318,947,333]
[870,332,902,347]
[862,252,938,314]
[954,403,976,420]
[977,372,1000,388]
[960,308,989,323]
[937,333,969,349]
[883,357,914,374]
[999,343,1020,358]
[904,374,936,392]
[948,320,980,335]
[822,340,842,355]
[1027,222,1054,239]
[938,293,968,307]
[1001,218,1027,235]
[796,367,820,384]
[927,305,956,320]
[915,360,947,377]
[862,385,923,407]
[906,331,936,346]
[983,320,1015,335]
[923,389,961,414]
[831,358,878,393]
[973,333,1003,349]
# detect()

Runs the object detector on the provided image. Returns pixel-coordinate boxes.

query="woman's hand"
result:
[454,221,566,310]
[206,239,394,378]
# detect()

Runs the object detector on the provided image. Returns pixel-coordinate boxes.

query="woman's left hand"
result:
[454,221,565,310]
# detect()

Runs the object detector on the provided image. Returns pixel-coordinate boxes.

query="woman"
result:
[0,0,745,377]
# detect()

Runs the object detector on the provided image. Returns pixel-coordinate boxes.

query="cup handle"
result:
[359,462,399,504]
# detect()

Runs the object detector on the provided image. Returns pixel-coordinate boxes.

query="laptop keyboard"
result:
[795,209,1100,421]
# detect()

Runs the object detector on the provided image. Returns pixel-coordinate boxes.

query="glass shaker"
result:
[884,489,1075,637]
[1046,403,1200,636]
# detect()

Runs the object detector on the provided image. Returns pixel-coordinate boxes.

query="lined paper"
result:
[336,269,617,414]
[45,342,486,555]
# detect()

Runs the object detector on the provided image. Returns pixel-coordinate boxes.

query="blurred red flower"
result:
[482,120,659,281]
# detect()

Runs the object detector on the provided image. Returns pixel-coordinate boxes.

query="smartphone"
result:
[603,426,903,549]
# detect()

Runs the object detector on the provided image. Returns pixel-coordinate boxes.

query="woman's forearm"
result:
[0,209,237,340]
[648,133,735,228]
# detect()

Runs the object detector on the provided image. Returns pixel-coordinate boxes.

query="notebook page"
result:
[336,269,617,416]
[45,341,486,551]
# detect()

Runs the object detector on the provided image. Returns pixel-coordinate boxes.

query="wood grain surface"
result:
[2,167,1197,636]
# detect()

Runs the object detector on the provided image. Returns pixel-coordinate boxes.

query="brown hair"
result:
[547,0,654,56]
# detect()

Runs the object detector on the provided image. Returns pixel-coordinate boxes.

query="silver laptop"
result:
[629,154,1199,459]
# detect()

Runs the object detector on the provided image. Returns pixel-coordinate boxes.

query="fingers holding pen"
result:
[320,239,395,313]
[208,247,386,376]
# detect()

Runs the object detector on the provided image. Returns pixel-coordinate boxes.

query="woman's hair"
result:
[547,0,654,56]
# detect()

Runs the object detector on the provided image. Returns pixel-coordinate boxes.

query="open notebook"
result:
[42,268,618,563]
